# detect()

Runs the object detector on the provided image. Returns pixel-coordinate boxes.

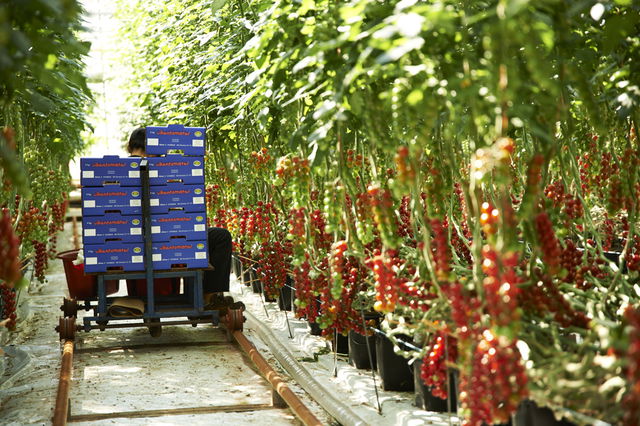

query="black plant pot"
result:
[250,269,262,294]
[515,400,577,426]
[231,253,241,277]
[413,359,458,412]
[375,333,415,392]
[230,253,236,276]
[263,285,276,302]
[242,265,252,286]
[278,276,294,311]
[331,332,349,354]
[309,320,322,336]
[348,329,377,370]
[603,250,628,273]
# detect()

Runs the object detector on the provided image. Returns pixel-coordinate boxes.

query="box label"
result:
[151,240,209,270]
[149,211,208,242]
[83,243,145,272]
[147,155,205,185]
[145,125,206,156]
[82,213,144,244]
[81,187,142,216]
[148,183,207,214]
[80,157,142,187]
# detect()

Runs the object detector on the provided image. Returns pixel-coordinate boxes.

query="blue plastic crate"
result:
[151,240,209,270]
[145,124,206,156]
[81,156,142,187]
[150,210,207,242]
[147,155,204,185]
[148,183,206,214]
[82,213,143,245]
[82,186,142,216]
[84,242,145,272]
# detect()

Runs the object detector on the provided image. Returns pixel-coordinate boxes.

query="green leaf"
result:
[299,0,316,15]
[10,29,31,55]
[27,90,55,113]
[38,0,63,15]
[505,0,530,17]
[532,20,554,51]
[340,3,366,24]
[211,0,227,13]
[301,17,316,36]
[406,89,423,105]
[45,54,58,69]
[0,134,31,198]
[14,277,30,291]
[603,12,639,54]
[348,91,364,115]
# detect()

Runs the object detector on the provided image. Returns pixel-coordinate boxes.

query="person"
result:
[126,127,232,300]
[127,127,147,157]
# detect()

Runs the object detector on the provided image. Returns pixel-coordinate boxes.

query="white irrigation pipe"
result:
[243,310,369,426]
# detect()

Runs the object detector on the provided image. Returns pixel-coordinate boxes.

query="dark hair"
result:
[127,127,146,154]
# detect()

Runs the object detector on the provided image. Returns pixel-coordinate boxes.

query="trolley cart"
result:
[79,268,217,335]
[60,158,227,337]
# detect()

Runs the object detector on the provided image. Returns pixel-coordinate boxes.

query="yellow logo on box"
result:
[132,191,140,197]
[197,243,205,249]
[194,131,203,137]
[193,160,201,166]
[195,188,203,194]
[134,247,142,253]
[132,219,141,225]
[130,162,138,168]
[196,216,204,222]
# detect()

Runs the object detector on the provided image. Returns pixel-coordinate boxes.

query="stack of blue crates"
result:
[145,124,209,270]
[81,157,145,272]
[80,124,209,273]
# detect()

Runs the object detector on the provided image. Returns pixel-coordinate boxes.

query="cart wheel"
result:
[225,308,245,333]
[56,317,77,341]
[60,298,79,318]
[146,318,162,337]
[230,301,246,311]
[97,320,108,331]
[187,316,199,327]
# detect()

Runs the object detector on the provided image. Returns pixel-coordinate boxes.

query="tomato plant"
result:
[1,0,92,326]
[118,0,639,423]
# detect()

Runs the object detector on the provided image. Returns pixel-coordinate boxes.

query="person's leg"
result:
[203,227,232,293]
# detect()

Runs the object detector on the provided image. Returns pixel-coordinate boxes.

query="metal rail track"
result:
[53,309,323,426]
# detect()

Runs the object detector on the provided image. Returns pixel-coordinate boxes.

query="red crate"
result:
[57,249,119,300]
[126,278,180,297]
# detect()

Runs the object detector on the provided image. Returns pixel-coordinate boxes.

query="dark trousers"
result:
[203,227,232,293]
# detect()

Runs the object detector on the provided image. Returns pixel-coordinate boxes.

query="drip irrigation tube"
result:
[244,310,369,426]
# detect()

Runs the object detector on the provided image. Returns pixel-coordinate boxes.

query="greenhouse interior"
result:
[1,1,639,425]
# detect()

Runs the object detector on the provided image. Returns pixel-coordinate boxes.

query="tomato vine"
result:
[117,0,639,423]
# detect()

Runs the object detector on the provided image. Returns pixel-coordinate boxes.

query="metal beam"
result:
[53,340,74,426]
[68,403,277,422]
[232,330,323,426]
[75,340,231,354]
